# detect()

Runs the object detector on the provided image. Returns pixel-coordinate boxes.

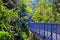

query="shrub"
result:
[0,31,12,40]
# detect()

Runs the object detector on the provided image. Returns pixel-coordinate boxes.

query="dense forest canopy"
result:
[0,0,60,40]
[32,0,60,22]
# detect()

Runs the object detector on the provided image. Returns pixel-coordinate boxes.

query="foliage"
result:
[1,0,60,40]
[53,0,60,22]
[20,32,28,40]
[0,31,12,40]
[32,0,55,22]
[0,5,18,23]
[0,0,32,40]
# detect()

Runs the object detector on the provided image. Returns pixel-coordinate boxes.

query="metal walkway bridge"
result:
[27,22,60,40]
[27,14,60,40]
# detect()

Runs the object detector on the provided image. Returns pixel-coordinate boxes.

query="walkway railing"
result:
[27,22,60,40]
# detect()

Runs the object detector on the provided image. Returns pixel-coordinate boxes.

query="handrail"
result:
[27,22,60,40]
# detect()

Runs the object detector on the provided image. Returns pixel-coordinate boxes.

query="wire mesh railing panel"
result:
[27,23,60,40]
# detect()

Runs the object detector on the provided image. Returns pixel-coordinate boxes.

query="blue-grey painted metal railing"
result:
[27,22,60,40]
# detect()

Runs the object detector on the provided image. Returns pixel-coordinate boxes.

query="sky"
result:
[29,0,40,9]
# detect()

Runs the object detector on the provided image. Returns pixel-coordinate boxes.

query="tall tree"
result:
[53,0,60,22]
[32,0,54,22]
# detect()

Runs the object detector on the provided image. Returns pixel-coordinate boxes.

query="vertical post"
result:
[35,23,37,33]
[56,24,57,40]
[47,24,48,37]
[39,23,40,35]
[44,23,45,37]
[51,24,52,40]
[28,23,30,29]
[31,23,32,32]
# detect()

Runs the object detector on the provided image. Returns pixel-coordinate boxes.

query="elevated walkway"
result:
[27,22,60,40]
